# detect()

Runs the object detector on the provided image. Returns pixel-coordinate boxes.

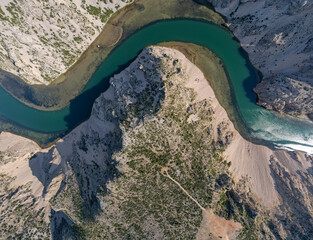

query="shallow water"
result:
[1,19,313,153]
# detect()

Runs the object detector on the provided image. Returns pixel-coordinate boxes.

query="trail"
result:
[161,167,242,240]
[161,167,206,211]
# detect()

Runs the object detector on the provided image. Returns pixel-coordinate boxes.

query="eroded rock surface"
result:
[207,0,313,120]
[0,47,312,239]
[0,0,131,84]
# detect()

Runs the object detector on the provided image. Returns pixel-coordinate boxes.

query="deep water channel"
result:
[1,19,313,152]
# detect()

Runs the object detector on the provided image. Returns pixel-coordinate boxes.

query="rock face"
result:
[0,47,313,239]
[254,75,313,120]
[206,0,313,120]
[0,132,49,238]
[0,0,131,84]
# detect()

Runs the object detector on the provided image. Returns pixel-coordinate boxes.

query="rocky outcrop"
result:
[0,46,313,239]
[254,75,313,120]
[206,0,313,120]
[0,132,50,238]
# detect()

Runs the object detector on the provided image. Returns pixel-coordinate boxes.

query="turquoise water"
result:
[1,19,313,152]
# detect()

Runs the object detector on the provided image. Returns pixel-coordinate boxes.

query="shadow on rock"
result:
[29,48,166,239]
[268,157,313,239]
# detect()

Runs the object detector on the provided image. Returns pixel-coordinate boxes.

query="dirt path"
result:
[161,167,242,240]
[161,167,206,211]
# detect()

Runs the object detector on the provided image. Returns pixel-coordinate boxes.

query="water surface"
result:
[1,19,313,152]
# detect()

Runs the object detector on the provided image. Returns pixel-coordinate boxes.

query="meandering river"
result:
[1,19,313,153]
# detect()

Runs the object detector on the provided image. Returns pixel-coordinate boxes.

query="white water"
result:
[247,108,313,154]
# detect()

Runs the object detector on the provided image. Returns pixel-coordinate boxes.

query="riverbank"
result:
[0,0,267,150]
[157,42,268,148]
[0,0,225,111]
[1,46,312,239]
[207,0,313,121]
[1,1,312,154]
[0,0,131,85]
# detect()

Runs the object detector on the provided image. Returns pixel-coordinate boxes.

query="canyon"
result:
[1,47,312,239]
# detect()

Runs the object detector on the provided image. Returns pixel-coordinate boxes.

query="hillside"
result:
[207,0,313,120]
[0,0,131,84]
[0,47,312,239]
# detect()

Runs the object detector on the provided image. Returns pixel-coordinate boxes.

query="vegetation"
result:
[86,5,113,22]
[6,3,22,25]
[50,53,261,239]
[0,174,50,239]
[0,7,8,21]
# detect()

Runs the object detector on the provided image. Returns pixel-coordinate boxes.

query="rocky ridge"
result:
[0,47,312,239]
[207,0,313,120]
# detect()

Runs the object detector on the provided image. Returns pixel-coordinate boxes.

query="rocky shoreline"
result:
[207,0,313,121]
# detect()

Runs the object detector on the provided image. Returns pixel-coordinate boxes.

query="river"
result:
[1,19,313,153]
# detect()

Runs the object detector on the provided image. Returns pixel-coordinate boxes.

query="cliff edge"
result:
[207,0,313,120]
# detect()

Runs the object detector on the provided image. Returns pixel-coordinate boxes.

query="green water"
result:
[1,19,313,152]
